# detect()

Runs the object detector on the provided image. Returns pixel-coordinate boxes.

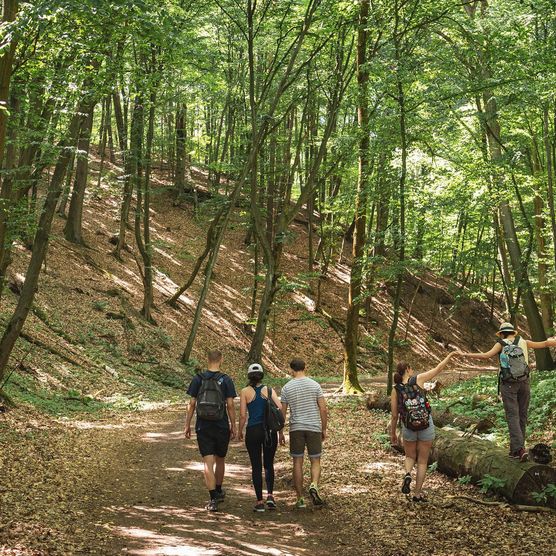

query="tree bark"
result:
[431,428,556,508]
[343,0,369,394]
[64,102,95,244]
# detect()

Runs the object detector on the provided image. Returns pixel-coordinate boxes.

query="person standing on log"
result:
[184,350,237,512]
[461,322,556,462]
[390,351,460,502]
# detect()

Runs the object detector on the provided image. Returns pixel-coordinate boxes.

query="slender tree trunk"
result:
[343,0,369,394]
[64,103,95,244]
[0,0,18,172]
[113,91,133,259]
[543,104,556,274]
[386,3,408,395]
[135,88,155,323]
[0,108,82,382]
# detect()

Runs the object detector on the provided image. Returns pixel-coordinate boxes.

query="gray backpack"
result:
[498,336,530,382]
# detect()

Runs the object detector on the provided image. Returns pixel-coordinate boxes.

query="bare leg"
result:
[414,440,432,497]
[309,457,321,486]
[215,456,225,487]
[293,457,304,497]
[202,455,216,490]
[404,440,417,474]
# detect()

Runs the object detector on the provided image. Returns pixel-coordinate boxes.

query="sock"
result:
[209,489,217,500]
[216,484,222,493]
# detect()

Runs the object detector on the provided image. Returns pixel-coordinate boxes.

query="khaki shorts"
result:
[289,430,322,458]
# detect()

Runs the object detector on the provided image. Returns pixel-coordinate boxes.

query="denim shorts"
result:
[402,415,435,442]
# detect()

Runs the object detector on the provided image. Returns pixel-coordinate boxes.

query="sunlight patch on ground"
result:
[335,485,372,495]
[182,461,250,478]
[361,461,400,473]
[154,247,183,267]
[291,292,315,311]
[142,429,184,442]
[115,527,220,556]
[328,262,350,284]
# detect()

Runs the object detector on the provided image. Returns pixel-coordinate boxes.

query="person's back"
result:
[279,358,327,508]
[281,376,322,433]
[184,350,237,512]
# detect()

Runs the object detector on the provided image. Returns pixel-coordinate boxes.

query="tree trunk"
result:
[431,428,556,508]
[0,108,82,382]
[543,104,556,274]
[64,103,95,244]
[343,0,370,394]
[0,0,18,172]
[113,90,133,260]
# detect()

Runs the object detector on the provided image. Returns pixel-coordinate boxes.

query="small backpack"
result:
[395,376,431,432]
[264,386,285,432]
[196,373,226,421]
[498,336,530,382]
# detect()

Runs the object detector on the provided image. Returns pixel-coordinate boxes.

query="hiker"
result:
[279,358,327,508]
[184,350,237,512]
[390,351,460,502]
[461,322,556,462]
[238,363,284,512]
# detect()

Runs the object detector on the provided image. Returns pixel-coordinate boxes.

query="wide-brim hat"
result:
[496,322,517,337]
[247,363,264,375]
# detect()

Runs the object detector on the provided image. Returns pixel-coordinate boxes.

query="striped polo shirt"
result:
[280,377,324,433]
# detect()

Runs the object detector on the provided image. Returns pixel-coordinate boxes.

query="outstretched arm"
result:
[460,342,502,360]
[526,337,556,349]
[416,351,459,387]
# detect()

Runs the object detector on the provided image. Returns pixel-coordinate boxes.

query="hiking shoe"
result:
[214,489,226,503]
[401,473,412,495]
[253,502,265,513]
[513,448,528,462]
[266,495,277,510]
[308,483,323,506]
[412,494,427,503]
[206,499,218,512]
[295,497,306,509]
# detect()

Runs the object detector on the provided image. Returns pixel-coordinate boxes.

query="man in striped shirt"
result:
[279,358,328,508]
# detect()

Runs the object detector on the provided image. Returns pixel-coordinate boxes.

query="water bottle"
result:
[500,350,510,370]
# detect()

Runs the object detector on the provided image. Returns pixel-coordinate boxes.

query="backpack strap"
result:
[512,335,521,346]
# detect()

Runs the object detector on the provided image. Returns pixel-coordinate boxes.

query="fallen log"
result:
[431,428,556,508]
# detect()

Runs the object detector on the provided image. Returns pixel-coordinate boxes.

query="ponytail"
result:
[394,362,410,385]
[247,371,264,388]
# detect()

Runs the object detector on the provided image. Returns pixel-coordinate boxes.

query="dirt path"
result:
[88,408,329,556]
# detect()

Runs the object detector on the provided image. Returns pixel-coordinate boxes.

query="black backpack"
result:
[264,386,285,432]
[196,373,226,421]
[395,376,431,432]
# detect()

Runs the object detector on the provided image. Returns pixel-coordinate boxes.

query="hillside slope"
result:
[0,152,505,412]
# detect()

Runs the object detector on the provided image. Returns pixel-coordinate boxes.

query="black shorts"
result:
[196,425,231,458]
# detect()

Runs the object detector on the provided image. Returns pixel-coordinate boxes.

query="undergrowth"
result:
[436,370,556,445]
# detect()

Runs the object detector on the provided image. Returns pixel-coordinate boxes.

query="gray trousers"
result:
[500,379,530,453]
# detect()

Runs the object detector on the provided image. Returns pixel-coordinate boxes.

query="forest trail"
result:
[86,408,328,556]
[3,388,556,556]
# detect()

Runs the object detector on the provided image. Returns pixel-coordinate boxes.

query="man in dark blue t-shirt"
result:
[185,349,237,511]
